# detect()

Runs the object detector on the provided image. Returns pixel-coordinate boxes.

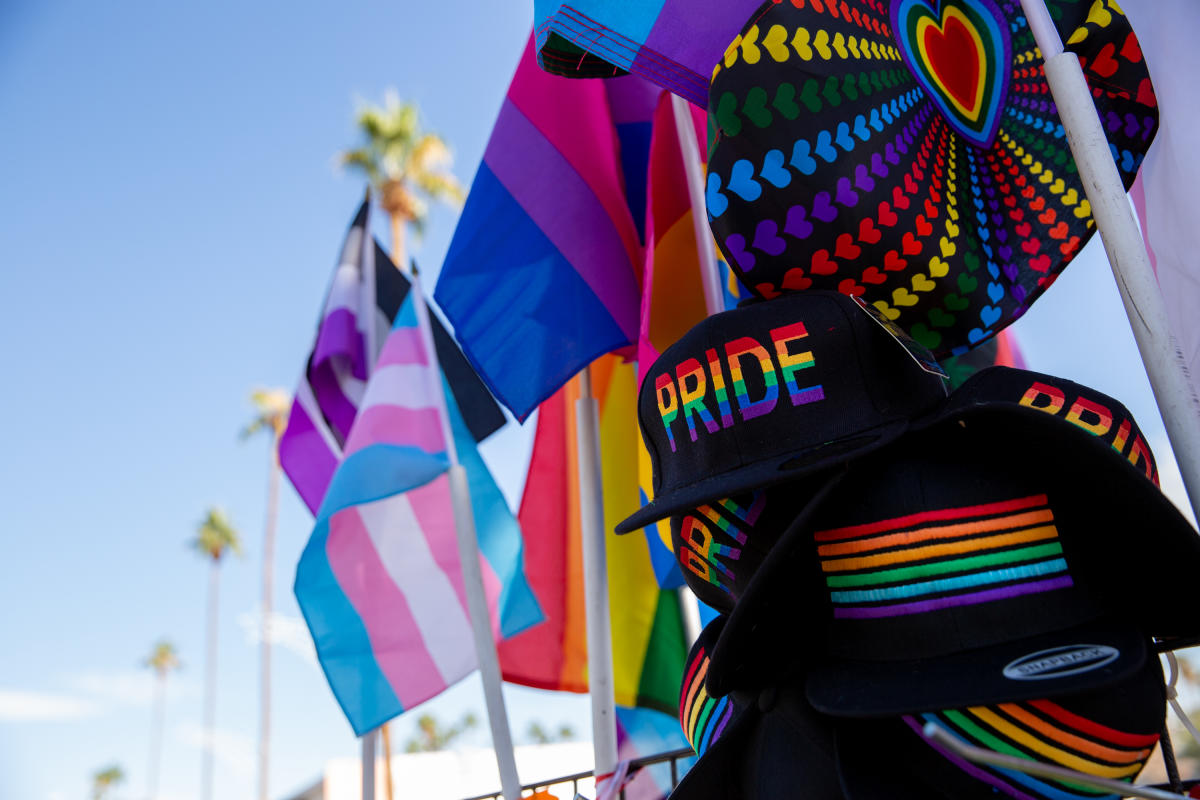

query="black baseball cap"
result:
[835,654,1167,800]
[672,614,844,800]
[708,369,1200,702]
[616,291,947,533]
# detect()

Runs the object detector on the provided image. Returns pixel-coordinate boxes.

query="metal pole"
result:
[1018,0,1200,523]
[922,723,1185,800]
[410,270,522,800]
[361,729,377,800]
[670,93,724,318]
[670,92,723,646]
[576,367,619,777]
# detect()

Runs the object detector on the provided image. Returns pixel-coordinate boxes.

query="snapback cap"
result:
[673,614,844,800]
[617,290,947,533]
[835,654,1166,800]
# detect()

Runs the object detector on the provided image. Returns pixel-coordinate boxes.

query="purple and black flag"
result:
[280,196,505,515]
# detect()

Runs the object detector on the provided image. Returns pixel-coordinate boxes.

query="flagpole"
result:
[1018,0,1200,523]
[671,92,723,645]
[409,268,523,800]
[671,93,724,318]
[576,366,620,778]
[361,729,377,800]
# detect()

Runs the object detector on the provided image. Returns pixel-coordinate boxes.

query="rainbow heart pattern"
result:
[706,0,1158,360]
[892,0,1011,149]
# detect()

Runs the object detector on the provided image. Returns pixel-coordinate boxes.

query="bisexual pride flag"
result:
[434,37,648,421]
[294,292,541,735]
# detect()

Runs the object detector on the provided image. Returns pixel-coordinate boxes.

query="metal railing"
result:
[460,747,695,800]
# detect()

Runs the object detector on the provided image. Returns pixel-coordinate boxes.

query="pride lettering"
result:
[677,506,745,593]
[654,320,825,451]
[1019,382,1157,484]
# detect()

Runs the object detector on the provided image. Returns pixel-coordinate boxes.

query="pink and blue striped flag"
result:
[534,0,761,106]
[294,293,542,735]
[279,198,505,515]
[434,37,649,421]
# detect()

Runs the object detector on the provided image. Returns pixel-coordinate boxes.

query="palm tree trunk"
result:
[147,672,167,800]
[390,214,406,274]
[258,444,280,800]
[202,559,220,800]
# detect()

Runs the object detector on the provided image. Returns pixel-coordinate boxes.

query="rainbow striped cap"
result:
[674,614,844,800]
[834,655,1166,800]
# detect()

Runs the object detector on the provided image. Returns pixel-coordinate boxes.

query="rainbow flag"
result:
[499,355,687,716]
[534,0,762,106]
[435,38,646,421]
[294,293,541,735]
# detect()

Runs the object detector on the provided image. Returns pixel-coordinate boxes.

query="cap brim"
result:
[615,420,908,534]
[671,684,845,800]
[806,622,1147,718]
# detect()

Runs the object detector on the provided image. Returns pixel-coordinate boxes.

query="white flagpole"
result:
[1018,0,1200,523]
[576,367,620,778]
[671,92,724,645]
[671,93,724,319]
[361,729,377,800]
[409,269,522,800]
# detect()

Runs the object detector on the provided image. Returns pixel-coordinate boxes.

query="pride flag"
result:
[280,198,503,515]
[499,356,687,716]
[295,293,541,735]
[434,39,646,421]
[534,0,762,106]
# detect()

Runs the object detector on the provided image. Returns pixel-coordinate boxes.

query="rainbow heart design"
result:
[892,0,1011,149]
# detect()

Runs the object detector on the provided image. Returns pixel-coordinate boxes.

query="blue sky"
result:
[0,2,1193,800]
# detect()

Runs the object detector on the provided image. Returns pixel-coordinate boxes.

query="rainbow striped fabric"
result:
[679,638,736,758]
[909,698,1159,800]
[816,494,1072,620]
[294,293,541,735]
[500,356,688,718]
[534,0,762,106]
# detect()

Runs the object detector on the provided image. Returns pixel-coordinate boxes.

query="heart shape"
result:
[781,268,812,291]
[761,150,792,189]
[892,0,1011,149]
[752,219,787,256]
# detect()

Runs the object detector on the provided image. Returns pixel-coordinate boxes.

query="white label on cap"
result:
[1002,645,1120,681]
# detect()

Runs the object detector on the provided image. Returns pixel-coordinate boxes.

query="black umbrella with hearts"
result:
[705,0,1157,356]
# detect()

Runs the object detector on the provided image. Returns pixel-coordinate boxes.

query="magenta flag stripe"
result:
[309,364,360,441]
[506,40,643,271]
[313,308,368,381]
[325,505,446,710]
[376,326,429,369]
[833,577,1075,619]
[278,401,338,515]
[485,99,641,339]
[343,406,446,458]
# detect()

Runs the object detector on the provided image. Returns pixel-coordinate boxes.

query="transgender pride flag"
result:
[294,293,542,735]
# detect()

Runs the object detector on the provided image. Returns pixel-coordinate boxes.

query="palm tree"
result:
[142,640,180,800]
[339,91,465,270]
[240,387,290,800]
[91,764,125,800]
[191,508,242,800]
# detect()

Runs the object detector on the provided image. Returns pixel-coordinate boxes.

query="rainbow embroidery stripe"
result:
[816,494,1072,619]
[908,697,1159,800]
[679,644,735,757]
